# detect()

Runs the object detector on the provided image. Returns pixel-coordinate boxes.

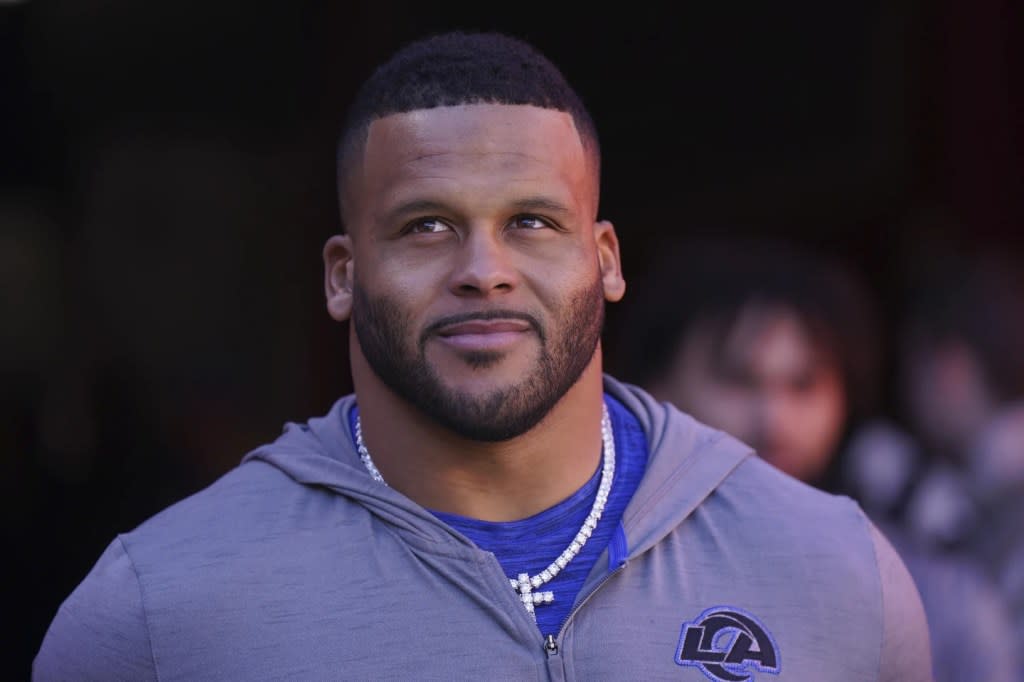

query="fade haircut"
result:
[335,30,600,228]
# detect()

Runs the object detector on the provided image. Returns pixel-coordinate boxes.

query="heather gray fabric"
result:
[34,376,932,681]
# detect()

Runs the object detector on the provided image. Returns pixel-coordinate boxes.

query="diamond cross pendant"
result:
[511,573,554,621]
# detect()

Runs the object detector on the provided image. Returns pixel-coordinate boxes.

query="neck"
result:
[352,351,608,522]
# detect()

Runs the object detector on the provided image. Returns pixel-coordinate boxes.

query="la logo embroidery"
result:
[675,606,781,681]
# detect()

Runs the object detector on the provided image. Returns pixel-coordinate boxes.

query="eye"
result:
[715,358,756,389]
[405,218,452,235]
[789,371,818,394]
[509,215,553,231]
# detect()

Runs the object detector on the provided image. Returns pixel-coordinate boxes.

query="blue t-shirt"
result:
[349,394,648,636]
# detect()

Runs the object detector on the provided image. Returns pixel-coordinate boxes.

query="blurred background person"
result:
[613,236,879,491]
[611,234,1020,682]
[884,245,1024,663]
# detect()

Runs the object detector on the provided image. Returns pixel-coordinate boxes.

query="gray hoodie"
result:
[34,377,932,681]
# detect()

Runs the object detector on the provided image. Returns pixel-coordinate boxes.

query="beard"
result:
[351,278,605,442]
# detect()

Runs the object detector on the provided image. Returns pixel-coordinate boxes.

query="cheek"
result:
[358,258,441,318]
[794,383,847,452]
[518,226,596,268]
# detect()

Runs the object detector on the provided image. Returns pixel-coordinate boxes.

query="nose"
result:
[448,229,518,297]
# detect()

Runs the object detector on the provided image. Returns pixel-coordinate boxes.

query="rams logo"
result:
[676,607,780,681]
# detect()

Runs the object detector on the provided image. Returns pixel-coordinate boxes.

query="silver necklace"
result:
[354,403,616,621]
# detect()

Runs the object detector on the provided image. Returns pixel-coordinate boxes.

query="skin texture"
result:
[650,304,847,483]
[323,104,625,520]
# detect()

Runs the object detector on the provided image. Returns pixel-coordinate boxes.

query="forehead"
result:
[721,306,826,373]
[347,104,594,221]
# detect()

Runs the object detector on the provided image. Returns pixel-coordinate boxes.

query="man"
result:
[34,31,932,681]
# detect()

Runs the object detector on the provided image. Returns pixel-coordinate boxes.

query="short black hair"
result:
[335,30,600,225]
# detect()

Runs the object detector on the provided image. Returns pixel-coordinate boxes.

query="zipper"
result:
[544,635,558,655]
[544,561,629,656]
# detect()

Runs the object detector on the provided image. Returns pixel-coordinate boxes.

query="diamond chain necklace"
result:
[354,403,616,621]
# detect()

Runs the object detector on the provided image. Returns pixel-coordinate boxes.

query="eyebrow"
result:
[508,196,574,215]
[384,196,574,223]
[385,199,451,221]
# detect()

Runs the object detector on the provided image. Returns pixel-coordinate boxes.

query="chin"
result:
[439,373,523,399]
[433,351,536,385]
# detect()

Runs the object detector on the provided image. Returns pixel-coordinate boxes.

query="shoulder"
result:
[727,454,866,522]
[48,455,347,613]
[688,448,933,679]
[99,459,296,559]
[117,453,372,579]
[692,441,933,679]
[34,536,157,680]
[712,454,886,567]
[33,461,288,677]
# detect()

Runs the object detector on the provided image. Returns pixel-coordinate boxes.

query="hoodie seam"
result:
[622,429,739,533]
[116,535,162,682]
[857,505,887,682]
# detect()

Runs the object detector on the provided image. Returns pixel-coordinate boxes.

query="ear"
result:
[323,234,355,321]
[594,220,626,302]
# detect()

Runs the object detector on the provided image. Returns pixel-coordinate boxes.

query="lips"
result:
[432,316,536,353]
[437,319,533,336]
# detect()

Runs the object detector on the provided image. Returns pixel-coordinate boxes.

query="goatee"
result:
[352,279,605,441]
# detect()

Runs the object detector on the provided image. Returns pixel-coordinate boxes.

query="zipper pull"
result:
[544,634,559,655]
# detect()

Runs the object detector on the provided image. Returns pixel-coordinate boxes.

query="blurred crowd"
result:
[611,234,1024,681]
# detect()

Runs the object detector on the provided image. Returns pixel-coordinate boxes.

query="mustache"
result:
[421,309,545,343]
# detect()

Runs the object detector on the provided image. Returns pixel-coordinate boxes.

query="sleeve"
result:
[33,536,158,681]
[869,522,934,682]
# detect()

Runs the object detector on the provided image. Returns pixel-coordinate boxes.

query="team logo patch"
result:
[675,606,780,681]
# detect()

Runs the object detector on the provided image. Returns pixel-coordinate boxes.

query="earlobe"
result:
[323,234,355,321]
[595,220,626,302]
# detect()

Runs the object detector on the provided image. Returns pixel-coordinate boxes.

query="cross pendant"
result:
[511,573,554,621]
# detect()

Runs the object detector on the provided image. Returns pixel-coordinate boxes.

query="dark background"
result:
[3,0,1021,674]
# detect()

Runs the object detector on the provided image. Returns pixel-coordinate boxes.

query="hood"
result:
[242,394,470,547]
[242,375,752,558]
[603,375,753,559]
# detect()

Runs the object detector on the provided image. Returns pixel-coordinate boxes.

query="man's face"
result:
[655,304,847,483]
[328,104,623,441]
